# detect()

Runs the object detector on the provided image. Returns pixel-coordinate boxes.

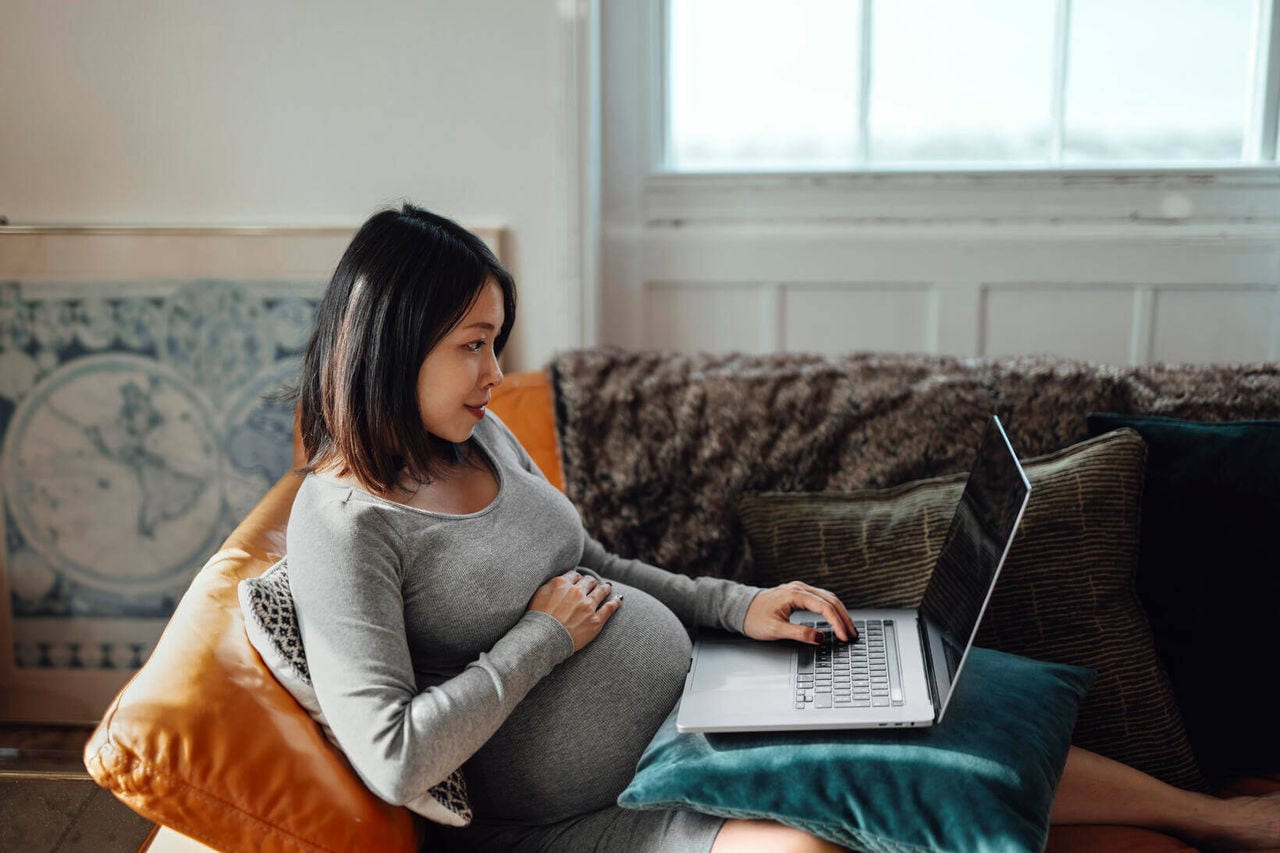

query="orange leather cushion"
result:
[83,370,559,852]
[83,472,422,852]
[486,368,563,493]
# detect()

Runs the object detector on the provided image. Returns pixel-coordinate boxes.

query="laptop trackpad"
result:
[690,639,793,693]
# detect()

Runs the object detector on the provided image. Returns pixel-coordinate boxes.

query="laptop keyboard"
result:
[794,619,905,709]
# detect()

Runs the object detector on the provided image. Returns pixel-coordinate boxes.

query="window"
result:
[665,0,1277,172]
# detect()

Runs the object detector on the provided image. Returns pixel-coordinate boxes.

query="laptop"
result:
[675,415,1031,733]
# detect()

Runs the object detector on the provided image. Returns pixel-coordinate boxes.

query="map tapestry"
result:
[0,278,320,672]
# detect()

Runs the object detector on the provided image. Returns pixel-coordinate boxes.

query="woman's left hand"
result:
[742,581,858,645]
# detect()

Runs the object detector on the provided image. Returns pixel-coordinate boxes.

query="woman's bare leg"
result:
[710,818,849,852]
[1052,745,1280,850]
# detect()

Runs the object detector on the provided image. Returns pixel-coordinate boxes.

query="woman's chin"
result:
[425,423,475,445]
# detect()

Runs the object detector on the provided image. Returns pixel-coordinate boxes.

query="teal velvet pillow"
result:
[618,647,1094,853]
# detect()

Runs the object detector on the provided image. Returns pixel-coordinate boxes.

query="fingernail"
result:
[815,631,825,644]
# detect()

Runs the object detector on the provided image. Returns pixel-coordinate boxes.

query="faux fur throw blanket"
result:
[549,347,1280,583]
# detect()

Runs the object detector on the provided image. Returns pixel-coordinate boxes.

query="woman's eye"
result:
[466,340,486,353]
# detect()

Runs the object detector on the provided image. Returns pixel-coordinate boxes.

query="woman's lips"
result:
[466,405,485,418]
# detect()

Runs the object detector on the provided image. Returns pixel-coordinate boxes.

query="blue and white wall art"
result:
[0,278,320,673]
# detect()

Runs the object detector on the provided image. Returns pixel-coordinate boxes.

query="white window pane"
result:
[1064,0,1254,164]
[667,0,861,171]
[869,0,1057,165]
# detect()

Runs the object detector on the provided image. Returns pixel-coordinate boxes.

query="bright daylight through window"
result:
[666,0,1275,171]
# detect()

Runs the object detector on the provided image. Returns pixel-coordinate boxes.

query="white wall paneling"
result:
[615,217,1280,363]
[780,283,933,356]
[1150,286,1279,364]
[643,281,770,352]
[982,284,1137,364]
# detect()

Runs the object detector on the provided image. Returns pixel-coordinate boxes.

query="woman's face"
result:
[415,278,506,444]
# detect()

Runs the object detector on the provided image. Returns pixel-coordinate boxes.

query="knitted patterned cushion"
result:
[238,558,473,827]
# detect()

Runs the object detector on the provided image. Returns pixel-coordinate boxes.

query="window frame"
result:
[650,0,1280,215]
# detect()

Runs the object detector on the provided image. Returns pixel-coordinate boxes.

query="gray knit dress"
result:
[286,410,763,852]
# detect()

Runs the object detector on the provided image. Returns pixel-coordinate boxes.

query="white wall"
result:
[0,0,592,371]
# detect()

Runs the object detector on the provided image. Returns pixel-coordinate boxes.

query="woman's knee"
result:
[710,818,847,853]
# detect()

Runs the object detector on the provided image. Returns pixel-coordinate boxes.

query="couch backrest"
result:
[549,348,1280,585]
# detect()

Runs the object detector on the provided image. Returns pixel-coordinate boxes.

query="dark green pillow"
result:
[738,429,1205,791]
[619,647,1094,853]
[1085,413,1280,782]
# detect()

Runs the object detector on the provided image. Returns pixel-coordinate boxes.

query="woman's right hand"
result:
[528,569,622,653]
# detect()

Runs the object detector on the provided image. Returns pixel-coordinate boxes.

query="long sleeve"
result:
[287,497,575,808]
[489,412,763,635]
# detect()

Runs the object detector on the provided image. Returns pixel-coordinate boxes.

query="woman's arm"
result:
[288,500,574,807]
[485,415,853,645]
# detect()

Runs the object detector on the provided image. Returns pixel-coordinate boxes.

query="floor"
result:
[0,724,155,852]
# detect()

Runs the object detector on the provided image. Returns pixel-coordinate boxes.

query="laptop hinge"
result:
[918,616,941,717]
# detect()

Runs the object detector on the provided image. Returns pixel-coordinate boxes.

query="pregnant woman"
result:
[286,202,1280,852]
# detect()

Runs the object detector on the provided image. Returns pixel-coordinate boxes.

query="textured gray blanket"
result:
[549,347,1280,583]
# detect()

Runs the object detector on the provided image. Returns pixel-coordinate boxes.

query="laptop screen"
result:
[918,416,1030,707]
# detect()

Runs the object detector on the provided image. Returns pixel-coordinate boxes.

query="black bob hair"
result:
[294,202,517,493]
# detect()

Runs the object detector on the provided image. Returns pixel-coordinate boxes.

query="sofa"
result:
[84,347,1280,852]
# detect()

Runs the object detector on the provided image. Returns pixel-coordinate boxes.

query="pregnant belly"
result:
[462,581,693,822]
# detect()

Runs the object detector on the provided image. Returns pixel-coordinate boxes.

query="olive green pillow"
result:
[738,428,1205,791]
